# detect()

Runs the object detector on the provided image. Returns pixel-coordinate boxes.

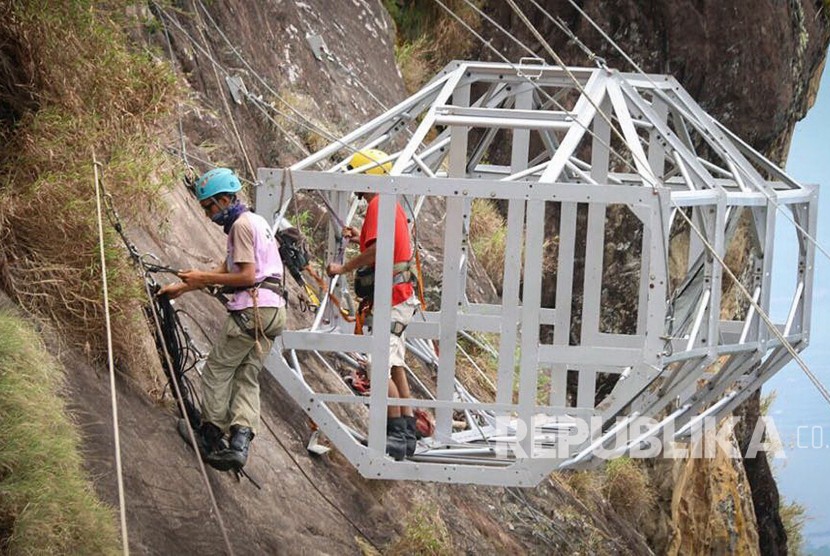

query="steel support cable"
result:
[156,3,189,169]
[526,0,605,66]
[246,93,313,157]
[195,0,436,171]
[673,207,830,406]
[433,0,674,310]
[511,2,825,405]
[191,3,256,182]
[153,4,331,162]
[431,0,660,189]
[561,0,830,266]
[194,0,345,150]
[504,0,660,189]
[458,0,537,57]
[433,0,829,412]
[93,158,130,555]
[192,1,365,159]
[548,0,830,406]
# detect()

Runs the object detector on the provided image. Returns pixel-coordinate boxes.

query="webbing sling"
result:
[354,259,416,300]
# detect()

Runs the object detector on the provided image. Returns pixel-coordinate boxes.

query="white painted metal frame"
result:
[253,62,817,486]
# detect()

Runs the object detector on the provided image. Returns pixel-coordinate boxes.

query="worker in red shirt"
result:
[326,149,420,461]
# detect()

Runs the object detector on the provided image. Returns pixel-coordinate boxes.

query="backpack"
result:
[276,226,311,283]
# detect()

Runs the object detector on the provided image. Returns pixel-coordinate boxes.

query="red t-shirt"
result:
[359,195,414,306]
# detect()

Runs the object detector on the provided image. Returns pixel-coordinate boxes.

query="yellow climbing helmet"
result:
[348,149,391,175]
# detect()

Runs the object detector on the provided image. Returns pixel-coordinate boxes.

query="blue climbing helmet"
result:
[194,168,241,201]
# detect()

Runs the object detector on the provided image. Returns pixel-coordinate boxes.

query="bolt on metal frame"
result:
[254,61,817,486]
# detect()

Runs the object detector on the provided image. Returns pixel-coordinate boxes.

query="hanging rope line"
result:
[674,208,830,405]
[92,155,130,556]
[98,165,235,555]
[258,415,382,551]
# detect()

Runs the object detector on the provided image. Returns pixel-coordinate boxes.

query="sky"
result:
[767,66,830,551]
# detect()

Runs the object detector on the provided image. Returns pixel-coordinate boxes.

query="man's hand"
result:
[342,226,360,243]
[326,262,345,277]
[178,269,211,289]
[157,281,189,300]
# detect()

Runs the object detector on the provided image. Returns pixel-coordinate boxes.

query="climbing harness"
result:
[102,173,264,492]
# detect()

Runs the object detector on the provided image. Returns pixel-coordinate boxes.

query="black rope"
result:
[150,286,203,428]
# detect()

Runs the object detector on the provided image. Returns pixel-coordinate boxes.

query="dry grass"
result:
[384,0,481,93]
[559,470,603,502]
[385,500,453,556]
[469,198,507,292]
[602,457,655,523]
[455,333,498,402]
[0,310,121,554]
[0,2,178,371]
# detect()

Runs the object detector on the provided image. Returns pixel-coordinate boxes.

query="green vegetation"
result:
[383,0,481,92]
[780,498,807,555]
[0,310,120,554]
[602,457,655,523]
[0,2,179,371]
[386,501,453,555]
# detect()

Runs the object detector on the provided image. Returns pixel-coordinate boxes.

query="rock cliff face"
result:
[2,0,826,554]
[483,0,829,163]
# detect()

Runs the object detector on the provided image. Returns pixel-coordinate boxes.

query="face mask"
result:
[212,201,248,234]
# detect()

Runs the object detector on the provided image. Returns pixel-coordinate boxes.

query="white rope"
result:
[93,156,130,555]
[95,158,235,555]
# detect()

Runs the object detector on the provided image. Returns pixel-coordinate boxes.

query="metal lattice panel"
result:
[254,61,816,486]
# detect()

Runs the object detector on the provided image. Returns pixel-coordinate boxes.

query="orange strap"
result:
[414,247,426,311]
[306,265,356,323]
[354,299,373,335]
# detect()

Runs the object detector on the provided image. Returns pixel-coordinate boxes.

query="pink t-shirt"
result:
[225,212,285,310]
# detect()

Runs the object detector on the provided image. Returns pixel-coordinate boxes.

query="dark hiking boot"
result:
[178,419,226,461]
[403,415,418,457]
[386,417,408,461]
[229,425,254,466]
[205,425,254,472]
[200,422,227,455]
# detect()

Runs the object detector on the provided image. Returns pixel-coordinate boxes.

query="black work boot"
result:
[179,419,226,459]
[386,417,408,461]
[200,422,227,455]
[227,425,255,469]
[403,415,418,457]
[205,425,254,472]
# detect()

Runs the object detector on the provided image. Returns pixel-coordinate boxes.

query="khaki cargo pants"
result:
[201,306,286,435]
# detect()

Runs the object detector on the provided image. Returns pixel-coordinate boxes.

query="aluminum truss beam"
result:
[253,62,817,486]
